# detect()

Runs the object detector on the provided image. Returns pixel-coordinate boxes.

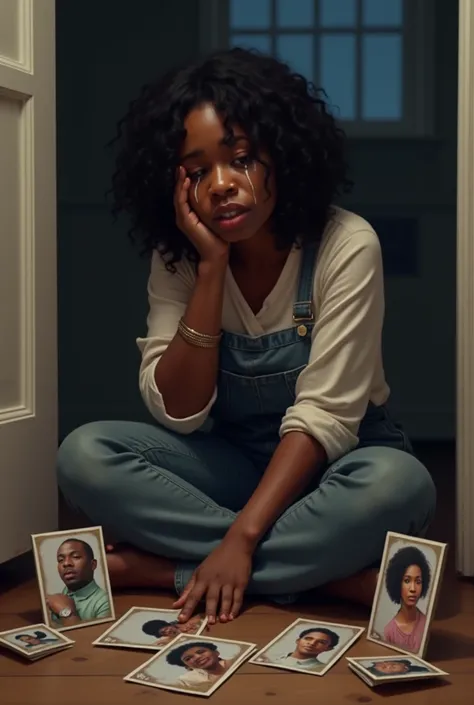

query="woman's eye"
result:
[234,155,252,168]
[188,170,204,181]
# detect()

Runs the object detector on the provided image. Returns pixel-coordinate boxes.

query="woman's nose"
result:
[210,167,237,196]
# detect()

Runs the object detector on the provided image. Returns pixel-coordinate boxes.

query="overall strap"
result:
[292,242,318,323]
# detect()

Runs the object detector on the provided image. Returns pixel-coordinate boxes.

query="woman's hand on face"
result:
[172,536,253,625]
[174,167,229,266]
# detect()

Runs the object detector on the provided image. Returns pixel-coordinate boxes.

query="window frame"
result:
[198,0,434,139]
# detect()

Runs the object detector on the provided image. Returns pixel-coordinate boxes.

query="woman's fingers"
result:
[172,575,196,609]
[219,585,234,622]
[230,587,244,620]
[179,581,206,622]
[204,584,222,625]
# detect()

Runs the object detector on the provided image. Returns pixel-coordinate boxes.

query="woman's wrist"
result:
[197,252,229,280]
[225,524,261,553]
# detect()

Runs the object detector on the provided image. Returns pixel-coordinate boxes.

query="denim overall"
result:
[57,245,436,600]
[212,242,412,472]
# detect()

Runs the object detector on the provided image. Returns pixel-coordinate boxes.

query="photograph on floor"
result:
[367,532,448,657]
[124,635,257,697]
[0,624,74,660]
[31,526,115,631]
[347,655,448,687]
[93,606,208,650]
[249,618,365,676]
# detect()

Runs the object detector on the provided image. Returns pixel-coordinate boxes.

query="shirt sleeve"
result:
[94,593,112,619]
[136,251,217,434]
[279,229,385,463]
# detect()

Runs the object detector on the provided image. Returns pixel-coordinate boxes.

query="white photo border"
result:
[348,662,375,687]
[249,617,365,677]
[367,531,448,659]
[31,526,116,632]
[93,606,208,651]
[0,623,74,658]
[124,634,257,698]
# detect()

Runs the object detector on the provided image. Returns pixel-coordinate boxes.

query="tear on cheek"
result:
[244,165,257,204]
[193,177,201,204]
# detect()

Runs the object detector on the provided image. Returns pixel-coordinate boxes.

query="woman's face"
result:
[180,645,220,671]
[401,564,423,606]
[180,103,276,244]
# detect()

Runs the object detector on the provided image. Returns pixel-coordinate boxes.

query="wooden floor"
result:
[1,442,473,705]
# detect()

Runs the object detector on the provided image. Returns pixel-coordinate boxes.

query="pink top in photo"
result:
[383,609,427,653]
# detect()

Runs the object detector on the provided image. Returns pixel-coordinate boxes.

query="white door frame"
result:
[0,0,57,563]
[457,0,474,577]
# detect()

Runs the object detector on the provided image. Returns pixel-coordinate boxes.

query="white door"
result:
[0,0,57,563]
[457,0,474,577]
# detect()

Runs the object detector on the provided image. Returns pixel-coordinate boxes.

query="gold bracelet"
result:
[177,318,222,348]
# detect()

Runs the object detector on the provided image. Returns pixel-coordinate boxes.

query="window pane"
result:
[362,34,402,119]
[231,33,272,54]
[230,0,271,29]
[362,0,403,27]
[276,0,314,27]
[320,0,357,28]
[320,34,356,120]
[276,34,313,81]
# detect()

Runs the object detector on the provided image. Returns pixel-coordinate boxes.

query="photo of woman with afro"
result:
[382,545,432,653]
[57,46,436,624]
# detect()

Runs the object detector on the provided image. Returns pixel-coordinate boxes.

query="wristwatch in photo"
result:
[58,607,73,618]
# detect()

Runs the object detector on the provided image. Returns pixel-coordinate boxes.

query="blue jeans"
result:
[57,420,436,599]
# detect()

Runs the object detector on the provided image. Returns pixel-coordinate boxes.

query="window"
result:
[199,0,433,138]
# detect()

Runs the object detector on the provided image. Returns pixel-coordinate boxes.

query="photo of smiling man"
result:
[32,526,115,631]
[250,618,365,676]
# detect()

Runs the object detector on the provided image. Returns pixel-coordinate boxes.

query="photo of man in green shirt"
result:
[46,538,112,628]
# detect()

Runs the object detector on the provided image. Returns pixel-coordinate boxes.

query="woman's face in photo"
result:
[401,564,423,606]
[180,645,219,671]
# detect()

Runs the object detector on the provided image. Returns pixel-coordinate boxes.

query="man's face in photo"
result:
[57,540,96,590]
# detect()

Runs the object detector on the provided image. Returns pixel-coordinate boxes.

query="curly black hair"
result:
[385,546,432,604]
[109,47,352,269]
[166,640,218,668]
[299,627,340,650]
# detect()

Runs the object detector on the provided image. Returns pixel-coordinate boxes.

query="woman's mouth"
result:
[213,205,250,231]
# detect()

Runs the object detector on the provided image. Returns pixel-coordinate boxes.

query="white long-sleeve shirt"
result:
[137,207,390,463]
